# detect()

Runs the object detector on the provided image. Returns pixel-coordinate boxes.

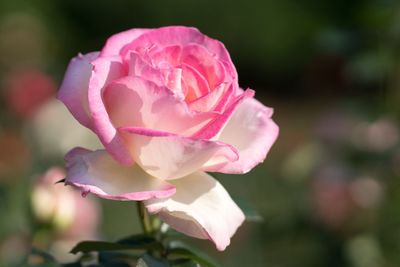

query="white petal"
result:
[64,148,175,201]
[203,97,279,174]
[145,172,245,251]
[119,127,238,180]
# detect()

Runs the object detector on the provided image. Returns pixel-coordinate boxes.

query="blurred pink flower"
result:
[31,167,100,239]
[58,26,279,250]
[4,69,55,119]
[311,166,354,229]
[312,177,353,229]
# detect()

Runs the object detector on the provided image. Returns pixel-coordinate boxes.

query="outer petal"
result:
[88,56,133,165]
[145,171,245,251]
[64,147,176,201]
[119,127,238,180]
[203,97,279,174]
[100,28,150,56]
[57,52,99,130]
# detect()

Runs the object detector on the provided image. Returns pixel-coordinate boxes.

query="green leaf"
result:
[71,241,132,254]
[169,258,199,267]
[117,234,162,250]
[137,254,169,267]
[167,243,220,267]
[99,251,138,263]
[70,237,162,254]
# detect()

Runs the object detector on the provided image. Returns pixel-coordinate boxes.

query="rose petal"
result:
[119,127,238,180]
[104,76,215,136]
[100,28,150,56]
[181,44,226,89]
[88,56,133,165]
[188,83,230,112]
[129,51,185,99]
[203,97,279,174]
[164,68,185,98]
[192,89,255,139]
[128,51,164,86]
[145,171,245,251]
[150,45,182,68]
[57,52,99,130]
[121,26,237,80]
[64,147,176,201]
[181,63,210,102]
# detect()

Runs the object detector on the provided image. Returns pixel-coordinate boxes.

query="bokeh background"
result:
[1,0,400,266]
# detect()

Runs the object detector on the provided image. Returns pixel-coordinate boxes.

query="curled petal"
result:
[188,83,230,113]
[57,52,99,130]
[119,127,238,180]
[121,26,237,78]
[181,44,226,89]
[128,52,164,86]
[181,63,210,102]
[100,28,150,56]
[150,45,183,68]
[88,56,133,165]
[64,147,176,201]
[104,76,215,136]
[192,89,255,140]
[145,172,245,251]
[203,97,279,174]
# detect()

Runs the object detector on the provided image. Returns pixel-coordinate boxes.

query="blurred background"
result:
[1,0,400,266]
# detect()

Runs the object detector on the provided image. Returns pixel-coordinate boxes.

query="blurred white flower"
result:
[30,99,101,157]
[31,167,101,262]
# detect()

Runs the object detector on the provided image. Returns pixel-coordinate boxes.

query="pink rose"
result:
[58,26,279,250]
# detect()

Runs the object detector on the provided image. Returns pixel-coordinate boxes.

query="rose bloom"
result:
[58,26,278,250]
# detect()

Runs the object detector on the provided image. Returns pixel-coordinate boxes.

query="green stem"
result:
[136,201,152,234]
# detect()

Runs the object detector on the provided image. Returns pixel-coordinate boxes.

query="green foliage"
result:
[70,235,163,254]
[63,233,220,267]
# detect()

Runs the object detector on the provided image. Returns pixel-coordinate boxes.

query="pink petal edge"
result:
[88,56,134,165]
[64,147,176,201]
[203,97,279,174]
[57,52,99,130]
[192,88,255,139]
[100,28,150,57]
